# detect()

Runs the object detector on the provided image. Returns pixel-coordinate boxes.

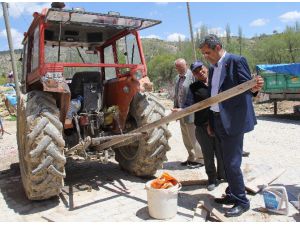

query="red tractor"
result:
[17,4,171,200]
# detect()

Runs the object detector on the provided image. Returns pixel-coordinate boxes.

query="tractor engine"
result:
[64,71,117,155]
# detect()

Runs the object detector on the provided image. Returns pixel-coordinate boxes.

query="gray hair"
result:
[174,58,186,66]
[198,34,222,49]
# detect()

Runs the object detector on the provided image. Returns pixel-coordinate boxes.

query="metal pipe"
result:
[65,132,144,155]
[1,2,21,98]
[91,132,144,146]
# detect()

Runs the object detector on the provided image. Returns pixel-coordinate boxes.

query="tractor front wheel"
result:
[115,92,171,176]
[17,91,66,200]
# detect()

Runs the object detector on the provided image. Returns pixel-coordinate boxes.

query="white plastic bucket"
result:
[145,180,182,219]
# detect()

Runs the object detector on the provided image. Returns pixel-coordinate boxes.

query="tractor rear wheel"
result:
[115,92,171,176]
[17,91,66,200]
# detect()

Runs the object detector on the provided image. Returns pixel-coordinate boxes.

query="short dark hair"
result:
[198,34,222,49]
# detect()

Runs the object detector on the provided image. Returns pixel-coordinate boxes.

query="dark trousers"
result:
[213,115,249,207]
[195,124,225,184]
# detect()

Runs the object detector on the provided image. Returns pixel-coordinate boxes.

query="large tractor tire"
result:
[17,91,66,200]
[115,92,171,176]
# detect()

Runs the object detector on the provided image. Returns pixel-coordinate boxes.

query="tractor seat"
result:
[70,71,102,99]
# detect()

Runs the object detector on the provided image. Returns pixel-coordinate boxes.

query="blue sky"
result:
[1,2,300,51]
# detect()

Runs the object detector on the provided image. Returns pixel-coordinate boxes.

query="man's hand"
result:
[251,75,264,93]
[171,108,182,113]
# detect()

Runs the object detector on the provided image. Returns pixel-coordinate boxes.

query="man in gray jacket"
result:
[172,58,204,167]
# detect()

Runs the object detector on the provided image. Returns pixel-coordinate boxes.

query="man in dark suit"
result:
[198,34,263,217]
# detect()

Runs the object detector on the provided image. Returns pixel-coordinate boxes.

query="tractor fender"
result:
[104,76,141,132]
[40,78,71,123]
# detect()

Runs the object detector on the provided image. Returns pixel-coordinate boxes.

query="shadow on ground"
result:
[0,163,60,215]
[0,160,151,215]
[162,160,205,171]
[60,159,150,211]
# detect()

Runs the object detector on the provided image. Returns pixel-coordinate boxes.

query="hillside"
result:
[0,49,22,77]
[141,38,178,62]
[0,29,299,87]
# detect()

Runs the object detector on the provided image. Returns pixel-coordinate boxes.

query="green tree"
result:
[295,21,300,32]
[252,34,286,65]
[226,23,231,44]
[196,28,200,45]
[283,25,300,63]
[147,53,177,90]
[199,24,208,41]
[238,26,243,55]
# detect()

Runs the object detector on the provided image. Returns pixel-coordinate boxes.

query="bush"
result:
[0,74,7,85]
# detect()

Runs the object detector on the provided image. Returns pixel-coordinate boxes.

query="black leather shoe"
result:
[180,160,204,167]
[225,204,250,217]
[242,151,250,157]
[214,196,236,205]
[188,161,204,167]
[188,162,204,169]
[180,160,189,166]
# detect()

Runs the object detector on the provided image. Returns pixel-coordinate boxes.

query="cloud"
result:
[279,11,300,22]
[250,18,269,27]
[166,33,186,41]
[5,2,50,19]
[194,21,203,29]
[0,28,24,49]
[141,34,161,39]
[208,27,226,37]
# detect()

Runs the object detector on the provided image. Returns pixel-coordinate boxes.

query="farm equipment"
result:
[13,3,173,200]
[256,63,300,114]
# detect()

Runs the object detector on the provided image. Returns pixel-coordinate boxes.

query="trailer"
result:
[256,63,300,115]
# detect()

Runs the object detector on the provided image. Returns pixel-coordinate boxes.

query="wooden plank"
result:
[98,79,257,150]
[157,169,207,186]
[198,200,228,222]
[193,203,208,222]
[245,168,286,194]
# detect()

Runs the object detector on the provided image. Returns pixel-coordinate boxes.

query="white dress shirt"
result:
[210,51,227,112]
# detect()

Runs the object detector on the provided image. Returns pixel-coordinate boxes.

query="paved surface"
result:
[0,114,299,222]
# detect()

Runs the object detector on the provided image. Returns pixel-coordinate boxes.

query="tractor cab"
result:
[21,6,161,129]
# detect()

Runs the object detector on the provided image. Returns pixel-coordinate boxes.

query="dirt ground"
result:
[0,96,299,222]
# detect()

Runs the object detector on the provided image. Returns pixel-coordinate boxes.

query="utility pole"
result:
[186,2,197,61]
[1,2,21,98]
